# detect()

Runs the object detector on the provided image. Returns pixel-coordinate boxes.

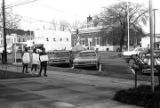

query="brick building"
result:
[71,26,120,51]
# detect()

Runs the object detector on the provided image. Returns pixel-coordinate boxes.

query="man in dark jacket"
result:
[39,48,48,77]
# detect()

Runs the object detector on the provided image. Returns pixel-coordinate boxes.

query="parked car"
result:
[122,47,148,63]
[48,50,73,66]
[122,47,148,58]
[72,50,100,69]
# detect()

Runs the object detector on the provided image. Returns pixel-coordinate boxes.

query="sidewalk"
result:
[0,64,143,108]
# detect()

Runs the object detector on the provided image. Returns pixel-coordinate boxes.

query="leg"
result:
[31,64,34,71]
[39,64,43,76]
[25,64,28,73]
[22,64,25,73]
[35,64,38,72]
[44,64,47,76]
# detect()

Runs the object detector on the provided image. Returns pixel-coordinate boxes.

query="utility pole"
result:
[2,0,7,63]
[127,1,130,51]
[153,9,158,49]
[149,0,154,92]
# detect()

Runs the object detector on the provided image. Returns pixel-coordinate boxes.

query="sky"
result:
[4,0,160,33]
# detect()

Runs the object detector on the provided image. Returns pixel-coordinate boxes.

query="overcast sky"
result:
[4,0,160,33]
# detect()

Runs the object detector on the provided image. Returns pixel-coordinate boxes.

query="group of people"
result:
[22,47,48,77]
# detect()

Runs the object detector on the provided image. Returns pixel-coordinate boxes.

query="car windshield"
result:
[54,52,70,57]
[79,52,96,57]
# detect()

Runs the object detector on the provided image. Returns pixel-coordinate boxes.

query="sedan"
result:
[48,50,73,66]
[72,50,100,70]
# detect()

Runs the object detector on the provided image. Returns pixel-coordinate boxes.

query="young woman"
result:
[22,47,30,73]
[31,48,40,75]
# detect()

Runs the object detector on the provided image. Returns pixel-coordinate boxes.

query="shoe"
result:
[44,74,47,77]
[38,73,41,76]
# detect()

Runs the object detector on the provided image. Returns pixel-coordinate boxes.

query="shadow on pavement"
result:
[0,70,39,79]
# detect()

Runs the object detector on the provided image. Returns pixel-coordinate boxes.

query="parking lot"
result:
[3,51,159,82]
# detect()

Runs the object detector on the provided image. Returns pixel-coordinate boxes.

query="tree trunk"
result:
[119,27,125,52]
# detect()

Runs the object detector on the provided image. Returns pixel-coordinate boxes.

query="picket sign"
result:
[40,55,48,62]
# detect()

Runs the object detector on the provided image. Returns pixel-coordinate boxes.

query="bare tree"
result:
[94,1,148,51]
[59,20,70,31]
[0,8,21,29]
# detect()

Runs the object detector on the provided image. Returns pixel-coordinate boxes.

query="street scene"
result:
[0,0,160,108]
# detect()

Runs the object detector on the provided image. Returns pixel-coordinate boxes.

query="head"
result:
[33,48,36,53]
[24,47,28,52]
[42,47,45,52]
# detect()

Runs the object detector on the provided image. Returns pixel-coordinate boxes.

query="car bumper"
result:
[48,60,70,65]
[73,62,97,67]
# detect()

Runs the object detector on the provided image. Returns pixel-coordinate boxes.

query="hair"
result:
[42,47,45,52]
[33,48,36,53]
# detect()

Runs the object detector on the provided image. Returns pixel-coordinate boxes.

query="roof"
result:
[80,50,96,53]
[48,50,70,53]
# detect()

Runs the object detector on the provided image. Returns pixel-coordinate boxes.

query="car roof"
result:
[48,50,70,53]
[80,50,96,53]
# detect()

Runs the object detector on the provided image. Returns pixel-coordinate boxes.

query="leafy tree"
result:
[93,1,148,51]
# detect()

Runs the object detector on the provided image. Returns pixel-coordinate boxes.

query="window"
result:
[97,37,100,45]
[46,38,49,41]
[60,38,62,41]
[53,38,56,42]
[66,38,69,41]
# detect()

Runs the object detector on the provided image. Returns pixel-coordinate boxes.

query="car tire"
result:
[96,63,99,70]
[72,65,76,69]
[128,59,135,67]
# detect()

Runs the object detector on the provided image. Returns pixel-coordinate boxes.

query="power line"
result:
[36,3,80,17]
[6,0,39,9]
[18,15,72,31]
[18,15,53,24]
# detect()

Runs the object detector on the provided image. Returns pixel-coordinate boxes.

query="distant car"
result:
[48,50,73,66]
[72,50,100,69]
[122,47,147,58]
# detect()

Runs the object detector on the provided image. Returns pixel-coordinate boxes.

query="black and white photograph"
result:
[0,0,160,107]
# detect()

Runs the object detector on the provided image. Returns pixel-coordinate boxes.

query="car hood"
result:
[122,51,136,56]
[74,56,97,62]
[49,57,69,60]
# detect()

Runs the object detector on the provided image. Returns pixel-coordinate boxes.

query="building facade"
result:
[71,26,120,51]
[141,34,160,48]
[0,30,34,49]
[34,29,72,51]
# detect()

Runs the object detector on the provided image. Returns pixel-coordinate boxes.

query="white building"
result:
[141,34,160,48]
[0,33,17,48]
[34,29,72,51]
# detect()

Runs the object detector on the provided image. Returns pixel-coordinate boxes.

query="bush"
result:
[113,85,160,108]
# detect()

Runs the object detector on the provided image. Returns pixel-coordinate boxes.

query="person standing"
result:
[39,48,48,77]
[22,47,30,73]
[31,48,40,75]
[1,50,5,64]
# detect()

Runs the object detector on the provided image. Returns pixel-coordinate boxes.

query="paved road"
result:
[0,64,146,108]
